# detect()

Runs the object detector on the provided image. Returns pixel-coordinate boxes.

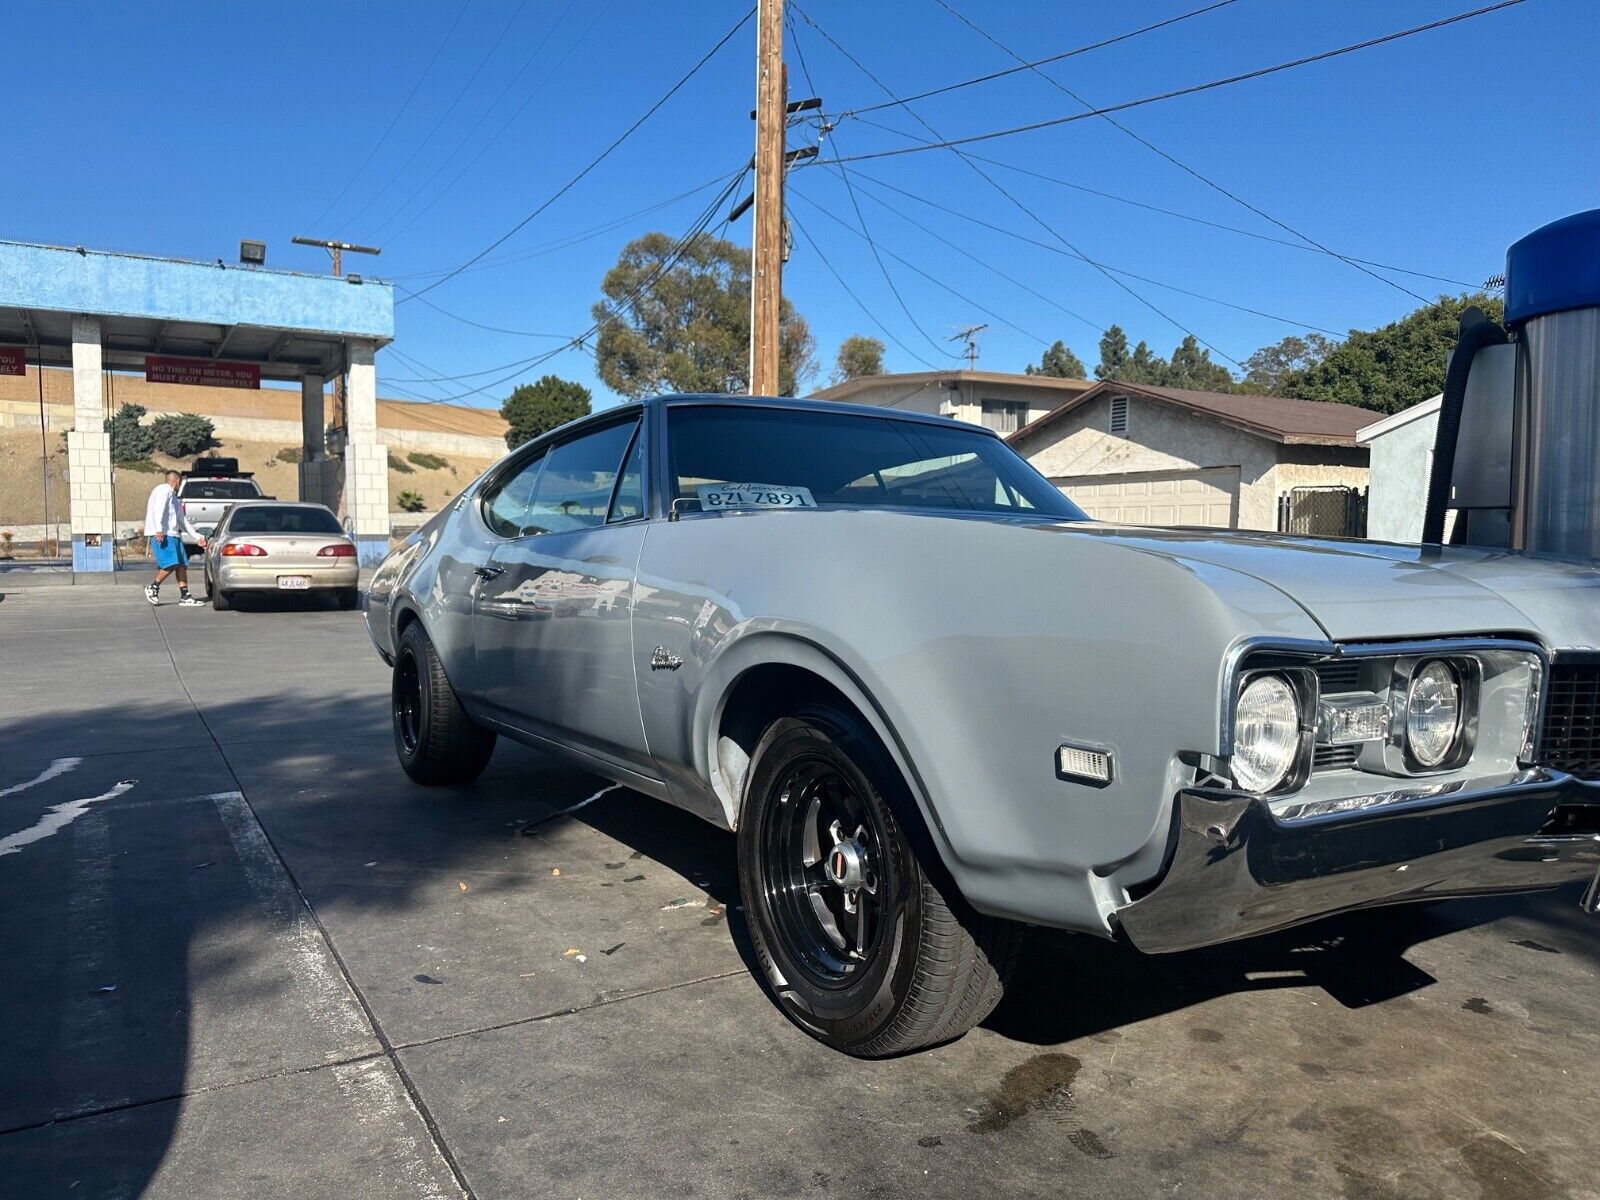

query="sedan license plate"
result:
[277,576,310,590]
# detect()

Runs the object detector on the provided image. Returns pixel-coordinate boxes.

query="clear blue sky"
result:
[5,1,1596,410]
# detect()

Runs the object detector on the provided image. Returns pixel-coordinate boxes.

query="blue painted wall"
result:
[0,240,392,340]
[70,535,114,574]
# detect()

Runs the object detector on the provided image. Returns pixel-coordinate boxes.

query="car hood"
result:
[1044,523,1600,650]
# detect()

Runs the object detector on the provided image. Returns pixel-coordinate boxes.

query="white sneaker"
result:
[177,595,204,607]
[144,584,160,605]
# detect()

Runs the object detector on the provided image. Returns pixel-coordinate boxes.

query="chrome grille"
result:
[1313,744,1359,772]
[1538,662,1600,781]
[1314,661,1362,694]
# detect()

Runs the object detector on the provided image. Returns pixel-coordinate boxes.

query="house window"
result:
[1109,396,1129,436]
[981,400,1027,434]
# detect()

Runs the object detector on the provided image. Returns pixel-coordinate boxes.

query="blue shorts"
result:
[152,536,188,570]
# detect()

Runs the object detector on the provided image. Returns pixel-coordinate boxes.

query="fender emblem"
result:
[650,646,683,672]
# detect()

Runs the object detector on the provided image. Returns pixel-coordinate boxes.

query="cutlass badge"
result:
[650,646,683,671]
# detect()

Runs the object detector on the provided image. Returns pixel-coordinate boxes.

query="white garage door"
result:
[1054,467,1240,529]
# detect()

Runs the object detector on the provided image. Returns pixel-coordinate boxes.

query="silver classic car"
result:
[366,394,1600,1057]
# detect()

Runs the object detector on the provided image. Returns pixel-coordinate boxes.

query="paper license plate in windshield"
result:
[277,576,310,590]
[697,483,816,511]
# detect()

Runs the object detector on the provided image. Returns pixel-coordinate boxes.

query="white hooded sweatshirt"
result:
[144,482,202,541]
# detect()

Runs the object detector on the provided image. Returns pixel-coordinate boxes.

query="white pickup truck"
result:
[177,460,267,554]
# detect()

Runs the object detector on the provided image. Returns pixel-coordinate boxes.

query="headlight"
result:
[1232,673,1303,794]
[1405,659,1463,768]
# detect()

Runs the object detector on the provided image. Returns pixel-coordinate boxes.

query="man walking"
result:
[144,469,205,606]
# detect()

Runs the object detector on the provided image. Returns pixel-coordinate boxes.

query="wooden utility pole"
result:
[292,236,380,431]
[749,0,785,396]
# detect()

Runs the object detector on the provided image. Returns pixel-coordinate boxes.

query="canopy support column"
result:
[298,374,328,505]
[340,339,389,565]
[67,315,113,572]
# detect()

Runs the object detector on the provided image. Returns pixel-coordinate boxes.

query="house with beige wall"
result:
[811,370,1095,434]
[1007,381,1372,532]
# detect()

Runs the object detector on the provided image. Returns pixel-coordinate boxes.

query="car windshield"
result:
[667,404,1087,518]
[182,480,259,500]
[227,506,344,535]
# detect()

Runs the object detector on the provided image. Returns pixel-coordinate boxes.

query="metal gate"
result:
[1277,486,1368,537]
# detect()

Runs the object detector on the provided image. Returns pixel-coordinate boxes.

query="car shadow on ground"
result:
[984,886,1594,1047]
[1,688,1592,1195]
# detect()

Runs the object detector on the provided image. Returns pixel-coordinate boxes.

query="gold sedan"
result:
[202,501,360,611]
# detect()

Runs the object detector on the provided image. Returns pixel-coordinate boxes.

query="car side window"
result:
[522,419,641,536]
[481,450,547,538]
[607,426,646,523]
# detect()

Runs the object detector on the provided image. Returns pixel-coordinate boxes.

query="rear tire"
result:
[337,588,360,611]
[737,704,1019,1057]
[210,575,231,611]
[392,622,495,785]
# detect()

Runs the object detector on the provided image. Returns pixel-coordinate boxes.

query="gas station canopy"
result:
[0,238,397,571]
[0,239,393,379]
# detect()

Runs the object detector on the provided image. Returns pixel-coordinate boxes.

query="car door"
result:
[425,453,543,700]
[471,415,654,779]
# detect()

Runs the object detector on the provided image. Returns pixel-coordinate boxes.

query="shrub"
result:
[276,446,303,464]
[117,458,164,473]
[407,451,448,470]
[388,452,414,474]
[396,489,426,513]
[104,403,154,463]
[150,413,215,458]
[501,377,590,449]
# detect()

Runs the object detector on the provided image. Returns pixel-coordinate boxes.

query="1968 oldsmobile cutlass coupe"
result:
[367,394,1600,1056]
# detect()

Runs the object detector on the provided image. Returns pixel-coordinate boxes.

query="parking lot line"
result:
[209,789,373,1053]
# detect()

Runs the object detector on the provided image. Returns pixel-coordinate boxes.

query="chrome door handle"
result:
[474,565,505,580]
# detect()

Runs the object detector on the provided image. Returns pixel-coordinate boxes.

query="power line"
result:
[340,0,534,236]
[828,1,1530,167]
[822,138,956,359]
[372,0,594,243]
[793,175,1102,336]
[787,214,940,371]
[399,167,751,404]
[789,194,1050,347]
[838,172,1346,337]
[786,12,956,361]
[402,7,755,303]
[844,0,1239,117]
[839,122,1480,290]
[793,2,1245,368]
[386,170,738,282]
[928,0,1432,305]
[306,0,471,231]
[396,287,571,339]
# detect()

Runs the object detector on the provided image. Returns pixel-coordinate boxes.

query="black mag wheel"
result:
[738,704,1021,1058]
[762,757,891,987]
[393,651,423,756]
[391,622,495,785]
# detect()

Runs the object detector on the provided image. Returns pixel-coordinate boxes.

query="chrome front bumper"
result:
[1115,769,1600,953]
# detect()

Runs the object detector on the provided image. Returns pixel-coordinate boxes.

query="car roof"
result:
[504,391,1001,462]
[653,392,993,433]
[222,500,332,511]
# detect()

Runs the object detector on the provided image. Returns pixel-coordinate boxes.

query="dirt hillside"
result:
[0,430,498,531]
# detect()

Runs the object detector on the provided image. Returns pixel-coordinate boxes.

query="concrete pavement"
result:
[0,586,1595,1199]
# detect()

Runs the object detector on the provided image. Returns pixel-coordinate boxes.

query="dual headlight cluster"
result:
[1230,658,1471,796]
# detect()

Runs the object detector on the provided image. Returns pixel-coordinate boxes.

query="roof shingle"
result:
[1009,380,1374,446]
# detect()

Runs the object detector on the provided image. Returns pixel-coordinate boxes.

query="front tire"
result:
[392,622,495,785]
[738,705,1019,1057]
